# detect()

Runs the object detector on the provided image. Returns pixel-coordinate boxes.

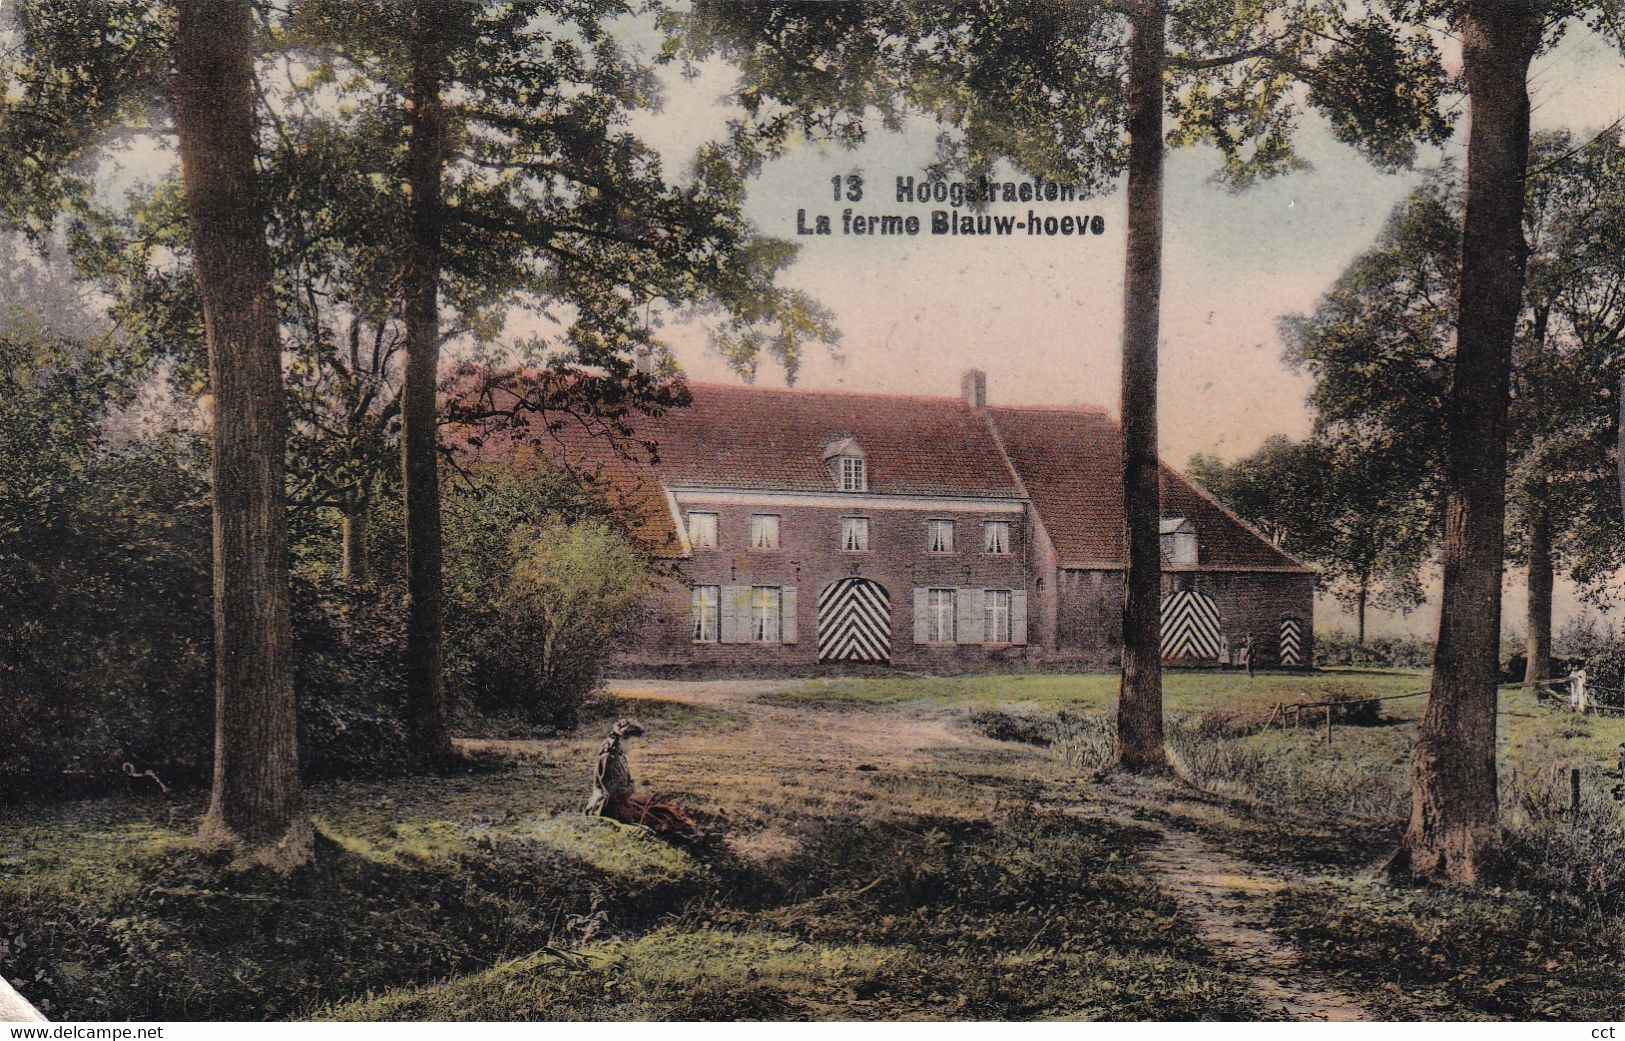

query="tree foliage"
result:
[665,0,1452,192]
[1283,130,1625,603]
[1191,433,1435,641]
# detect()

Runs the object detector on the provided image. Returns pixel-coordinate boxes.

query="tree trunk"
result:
[1523,476,1553,684]
[341,501,369,585]
[402,0,454,766]
[1618,372,1624,530]
[1114,0,1168,774]
[0,976,45,1023]
[173,0,312,870]
[1523,301,1552,686]
[1397,0,1542,885]
[1356,575,1368,648]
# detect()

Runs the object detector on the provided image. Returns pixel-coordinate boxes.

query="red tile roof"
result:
[633,383,1025,498]
[451,377,1306,572]
[988,405,1310,571]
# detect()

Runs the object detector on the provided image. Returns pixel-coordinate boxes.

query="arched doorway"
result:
[1160,589,1223,663]
[818,578,892,662]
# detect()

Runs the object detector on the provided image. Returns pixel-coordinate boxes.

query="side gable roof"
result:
[987,405,1311,572]
[445,379,1023,559]
[617,383,1024,498]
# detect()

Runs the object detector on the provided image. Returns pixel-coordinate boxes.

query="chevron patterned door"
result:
[1279,616,1304,667]
[1160,590,1223,662]
[818,578,892,662]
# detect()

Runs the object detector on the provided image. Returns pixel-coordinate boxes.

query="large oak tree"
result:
[0,0,315,867]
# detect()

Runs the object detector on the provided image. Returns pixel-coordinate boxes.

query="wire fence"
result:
[1270,675,1625,739]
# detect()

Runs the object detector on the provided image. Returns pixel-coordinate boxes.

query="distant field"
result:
[786,668,1625,823]
[786,668,1434,717]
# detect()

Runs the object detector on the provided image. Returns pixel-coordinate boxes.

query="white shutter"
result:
[1011,589,1028,645]
[957,588,983,644]
[732,586,756,643]
[913,587,930,644]
[719,585,739,643]
[780,587,798,644]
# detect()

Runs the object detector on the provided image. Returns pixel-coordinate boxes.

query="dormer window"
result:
[841,456,866,491]
[822,436,868,491]
[1160,517,1197,565]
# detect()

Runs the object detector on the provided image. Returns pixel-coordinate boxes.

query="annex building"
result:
[476,369,1313,671]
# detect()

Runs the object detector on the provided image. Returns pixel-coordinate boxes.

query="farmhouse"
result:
[480,369,1312,670]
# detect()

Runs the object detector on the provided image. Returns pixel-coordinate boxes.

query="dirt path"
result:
[1081,795,1372,1022]
[602,679,1374,1021]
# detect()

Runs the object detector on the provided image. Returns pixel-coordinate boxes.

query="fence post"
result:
[1571,767,1582,815]
[1325,705,1333,744]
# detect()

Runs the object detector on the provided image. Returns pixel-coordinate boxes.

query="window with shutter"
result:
[984,589,1012,643]
[691,585,719,642]
[1011,590,1028,645]
[750,586,782,643]
[1160,517,1198,564]
[926,588,956,643]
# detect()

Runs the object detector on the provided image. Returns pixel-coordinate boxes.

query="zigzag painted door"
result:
[818,578,892,662]
[1279,617,1303,667]
[1160,590,1223,662]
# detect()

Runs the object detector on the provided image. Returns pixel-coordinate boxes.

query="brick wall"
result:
[1166,570,1315,666]
[610,498,1038,668]
[1052,568,1124,661]
[1049,567,1313,666]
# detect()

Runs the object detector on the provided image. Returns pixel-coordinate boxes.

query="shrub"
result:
[0,335,412,794]
[966,708,1054,746]
[0,333,217,794]
[291,580,411,778]
[1498,764,1625,914]
[1312,629,1433,669]
[465,517,652,728]
[445,467,659,731]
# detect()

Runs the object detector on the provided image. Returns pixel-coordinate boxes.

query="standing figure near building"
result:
[1243,633,1257,678]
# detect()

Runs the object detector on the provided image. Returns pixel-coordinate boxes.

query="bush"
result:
[0,334,217,795]
[0,335,412,795]
[1498,763,1625,914]
[445,468,657,730]
[1312,629,1433,669]
[465,516,651,728]
[291,581,410,779]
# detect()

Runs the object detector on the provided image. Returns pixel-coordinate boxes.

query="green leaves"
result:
[672,0,1456,197]
[0,1,169,237]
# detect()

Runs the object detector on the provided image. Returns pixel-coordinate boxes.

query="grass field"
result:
[6,669,1625,1021]
[788,668,1435,714]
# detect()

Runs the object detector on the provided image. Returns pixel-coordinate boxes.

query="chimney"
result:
[961,368,987,408]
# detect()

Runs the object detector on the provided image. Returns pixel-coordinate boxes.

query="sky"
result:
[628,26,1624,465]
[607,17,1625,640]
